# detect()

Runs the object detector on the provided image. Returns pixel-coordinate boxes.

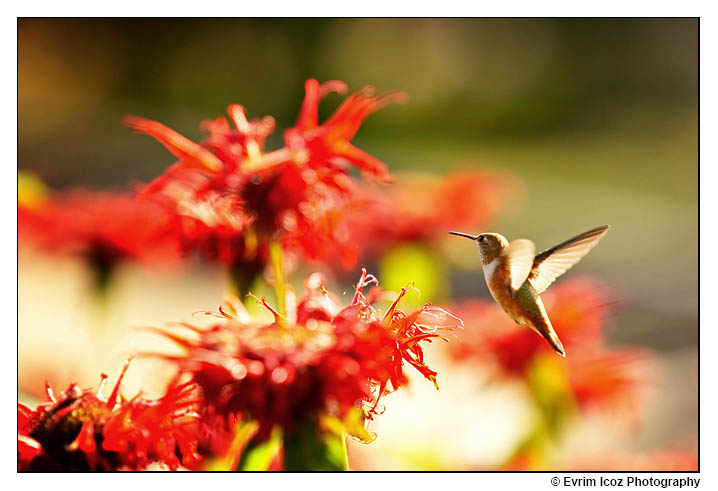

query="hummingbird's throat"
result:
[482,257,500,275]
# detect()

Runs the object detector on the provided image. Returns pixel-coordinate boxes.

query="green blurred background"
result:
[18,18,697,466]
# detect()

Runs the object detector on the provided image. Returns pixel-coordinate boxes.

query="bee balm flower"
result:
[18,362,201,471]
[150,269,462,443]
[126,80,405,274]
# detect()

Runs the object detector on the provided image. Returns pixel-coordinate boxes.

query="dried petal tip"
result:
[320,80,349,97]
[376,90,410,107]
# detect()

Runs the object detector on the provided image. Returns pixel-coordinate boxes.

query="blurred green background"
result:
[18,18,697,463]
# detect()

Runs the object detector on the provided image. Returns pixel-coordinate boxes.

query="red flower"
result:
[284,79,407,184]
[567,348,654,424]
[126,79,405,273]
[18,362,201,471]
[318,170,511,268]
[18,187,181,272]
[149,269,461,442]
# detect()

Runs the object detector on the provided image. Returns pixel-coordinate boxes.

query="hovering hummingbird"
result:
[449,225,610,357]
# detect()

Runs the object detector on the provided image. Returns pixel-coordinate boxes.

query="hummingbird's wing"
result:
[528,225,610,294]
[504,239,536,290]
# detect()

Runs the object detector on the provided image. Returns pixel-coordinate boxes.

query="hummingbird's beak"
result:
[449,231,478,240]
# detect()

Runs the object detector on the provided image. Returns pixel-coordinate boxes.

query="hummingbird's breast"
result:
[484,260,547,328]
[483,259,516,316]
[480,248,565,356]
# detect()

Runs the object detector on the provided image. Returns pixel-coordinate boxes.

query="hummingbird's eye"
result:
[478,236,485,242]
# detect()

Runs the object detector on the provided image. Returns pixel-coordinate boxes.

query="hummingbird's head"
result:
[449,231,509,265]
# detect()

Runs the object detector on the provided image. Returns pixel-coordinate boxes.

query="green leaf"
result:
[282,420,348,471]
[379,244,448,306]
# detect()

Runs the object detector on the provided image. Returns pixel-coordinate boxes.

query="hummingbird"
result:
[449,225,610,357]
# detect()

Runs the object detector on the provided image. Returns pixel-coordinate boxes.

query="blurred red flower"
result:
[313,170,510,268]
[368,171,507,245]
[149,269,462,442]
[567,348,654,423]
[18,362,201,471]
[18,187,181,275]
[565,447,698,471]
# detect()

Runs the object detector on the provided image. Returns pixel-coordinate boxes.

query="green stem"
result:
[283,421,348,471]
[268,239,287,322]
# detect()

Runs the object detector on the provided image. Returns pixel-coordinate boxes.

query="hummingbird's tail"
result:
[526,316,566,358]
[525,293,566,357]
[543,328,566,357]
[519,319,566,357]
[532,318,566,357]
